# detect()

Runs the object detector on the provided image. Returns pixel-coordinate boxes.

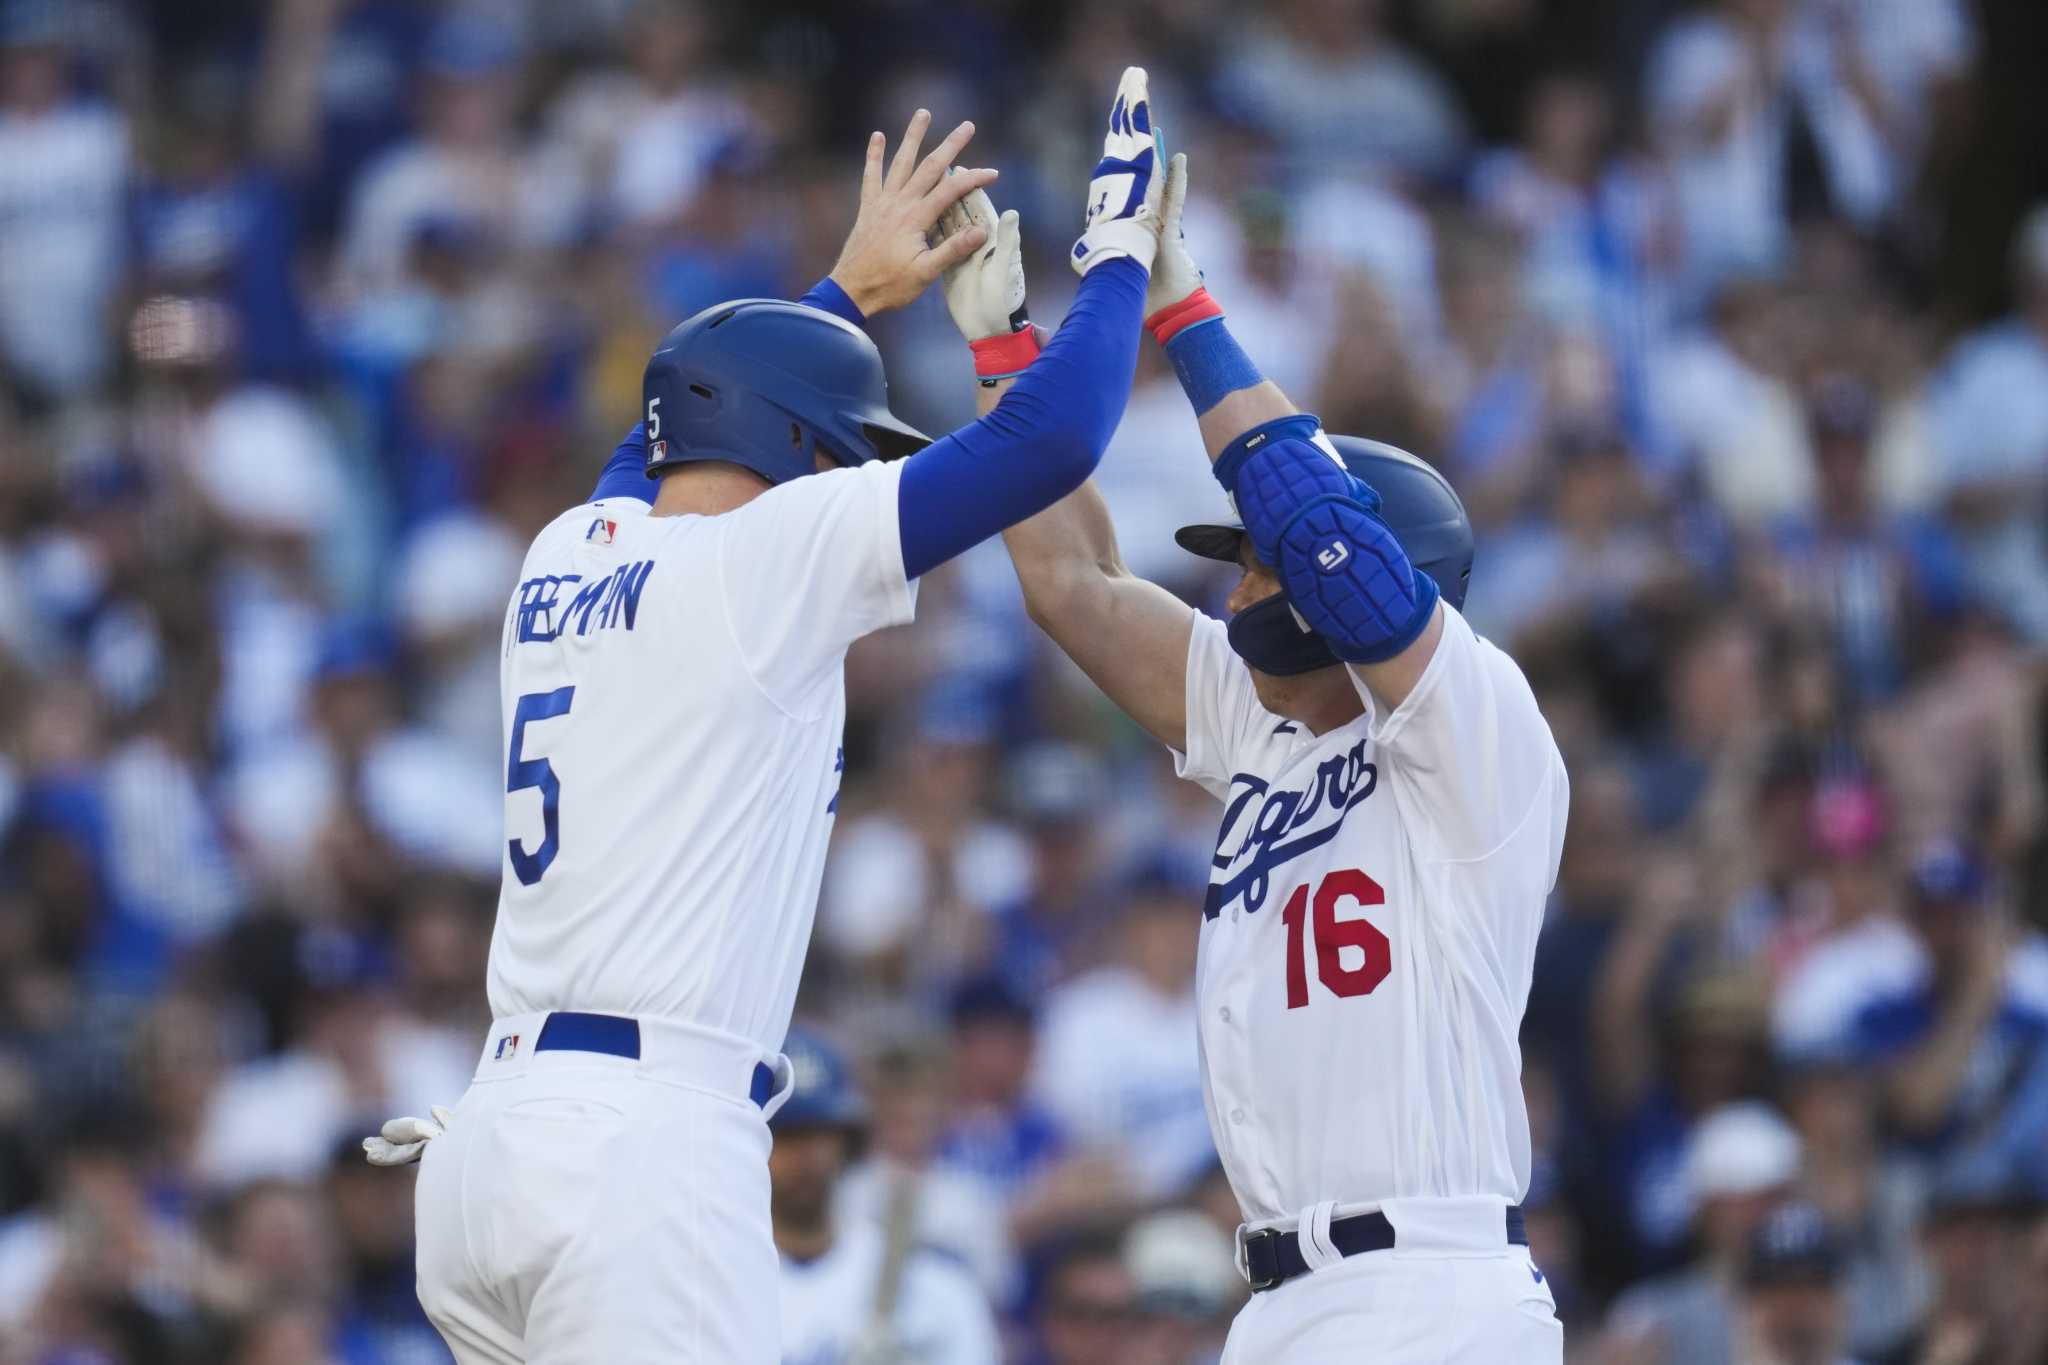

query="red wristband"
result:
[1145,287,1224,345]
[969,326,1042,379]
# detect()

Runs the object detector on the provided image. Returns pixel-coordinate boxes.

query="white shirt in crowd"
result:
[778,1220,999,1365]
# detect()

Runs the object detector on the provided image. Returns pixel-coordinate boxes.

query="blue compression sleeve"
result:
[797,276,865,328]
[590,423,656,504]
[1164,315,1263,414]
[588,280,863,504]
[897,258,1147,578]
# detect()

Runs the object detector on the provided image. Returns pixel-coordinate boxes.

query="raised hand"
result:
[1071,66,1165,277]
[828,110,998,317]
[932,183,1039,383]
[932,185,1028,343]
[1144,152,1202,319]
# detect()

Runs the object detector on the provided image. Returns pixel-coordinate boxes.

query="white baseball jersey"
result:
[1174,605,1567,1226]
[778,1223,1000,1365]
[486,461,916,1049]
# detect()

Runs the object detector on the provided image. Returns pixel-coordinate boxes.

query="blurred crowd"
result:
[1,0,2046,1361]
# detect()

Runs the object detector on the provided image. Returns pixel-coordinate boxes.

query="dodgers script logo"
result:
[1205,732,1377,921]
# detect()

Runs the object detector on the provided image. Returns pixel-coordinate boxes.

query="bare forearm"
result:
[990,381,1191,749]
[980,371,1103,592]
[982,372,1121,592]
[974,375,1015,418]
[1196,381,1297,460]
[1003,477,1125,602]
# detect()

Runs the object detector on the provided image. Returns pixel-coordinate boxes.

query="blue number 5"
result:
[508,686,575,886]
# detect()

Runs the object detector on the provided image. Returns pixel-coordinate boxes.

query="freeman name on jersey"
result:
[510,559,658,647]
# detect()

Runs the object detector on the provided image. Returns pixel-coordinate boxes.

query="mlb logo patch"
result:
[586,517,616,545]
[648,439,668,464]
[495,1034,520,1060]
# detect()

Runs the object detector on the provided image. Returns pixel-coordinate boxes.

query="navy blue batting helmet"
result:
[771,1026,869,1137]
[641,300,931,485]
[1174,435,1474,610]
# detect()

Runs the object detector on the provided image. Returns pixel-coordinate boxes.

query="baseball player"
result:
[931,148,1570,1359]
[770,1028,999,1365]
[362,71,1170,1363]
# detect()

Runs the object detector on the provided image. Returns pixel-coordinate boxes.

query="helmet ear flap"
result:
[861,423,930,462]
[792,421,846,471]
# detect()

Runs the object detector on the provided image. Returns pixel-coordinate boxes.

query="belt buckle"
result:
[1242,1227,1283,1293]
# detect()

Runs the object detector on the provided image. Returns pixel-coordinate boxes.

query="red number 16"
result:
[1280,869,1392,1008]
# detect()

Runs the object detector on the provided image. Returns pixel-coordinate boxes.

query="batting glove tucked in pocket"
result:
[1071,65,1164,277]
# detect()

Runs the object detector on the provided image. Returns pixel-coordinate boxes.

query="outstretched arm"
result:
[930,183,1193,748]
[1001,451,1195,750]
[891,66,1165,580]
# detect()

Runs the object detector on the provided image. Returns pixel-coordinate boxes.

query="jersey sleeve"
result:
[1172,612,1280,801]
[714,459,918,712]
[1363,605,1566,865]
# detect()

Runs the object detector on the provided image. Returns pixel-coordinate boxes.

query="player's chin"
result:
[1248,662,1347,717]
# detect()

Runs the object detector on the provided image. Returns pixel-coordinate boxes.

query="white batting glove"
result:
[1140,150,1227,344]
[362,1105,453,1167]
[935,184,1026,340]
[933,183,1041,381]
[1071,66,1164,277]
[1145,152,1202,318]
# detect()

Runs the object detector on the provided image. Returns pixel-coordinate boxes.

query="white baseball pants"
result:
[413,1013,792,1364]
[1222,1198,1565,1363]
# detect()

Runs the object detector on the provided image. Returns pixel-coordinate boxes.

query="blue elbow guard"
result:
[1274,496,1440,663]
[1223,426,1439,664]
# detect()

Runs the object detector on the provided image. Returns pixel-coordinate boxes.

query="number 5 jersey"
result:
[488,460,917,1050]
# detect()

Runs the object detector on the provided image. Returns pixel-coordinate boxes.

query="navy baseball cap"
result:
[948,973,1035,1028]
[1743,1202,1843,1288]
[771,1026,869,1136]
[314,617,398,683]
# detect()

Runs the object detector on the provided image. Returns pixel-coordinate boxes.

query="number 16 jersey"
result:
[1172,605,1568,1226]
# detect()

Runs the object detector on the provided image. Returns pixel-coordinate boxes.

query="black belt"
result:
[533,1011,776,1107]
[1244,1205,1527,1293]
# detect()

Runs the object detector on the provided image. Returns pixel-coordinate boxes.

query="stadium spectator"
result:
[1730,1201,1856,1365]
[1119,1209,1240,1365]
[1927,204,2048,644]
[0,4,2041,1360]
[1884,1161,2042,1365]
[1219,0,1469,182]
[1775,838,2048,1190]
[1029,858,1210,1202]
[0,0,128,407]
[1029,1228,1140,1365]
[1600,1102,1803,1365]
